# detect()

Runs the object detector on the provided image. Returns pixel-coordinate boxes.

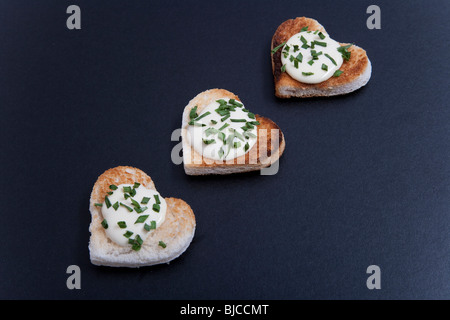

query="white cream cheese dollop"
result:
[186,98,259,161]
[101,183,166,248]
[280,29,344,84]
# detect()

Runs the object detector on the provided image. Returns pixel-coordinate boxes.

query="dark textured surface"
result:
[0,0,449,299]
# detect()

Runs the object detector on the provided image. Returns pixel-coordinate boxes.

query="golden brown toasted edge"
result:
[271,17,371,98]
[181,89,286,174]
[88,166,196,267]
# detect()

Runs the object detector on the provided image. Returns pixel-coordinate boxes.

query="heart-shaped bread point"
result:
[271,17,372,98]
[89,166,195,267]
[181,88,286,175]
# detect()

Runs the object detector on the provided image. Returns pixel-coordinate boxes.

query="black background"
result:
[0,0,449,300]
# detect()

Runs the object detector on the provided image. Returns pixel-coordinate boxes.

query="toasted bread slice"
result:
[271,17,372,98]
[181,89,285,175]
[89,166,196,267]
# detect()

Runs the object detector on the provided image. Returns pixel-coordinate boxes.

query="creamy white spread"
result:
[186,98,259,161]
[100,183,166,250]
[280,29,344,84]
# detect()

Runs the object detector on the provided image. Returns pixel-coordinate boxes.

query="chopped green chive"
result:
[271,41,286,54]
[233,141,241,148]
[152,204,160,213]
[324,53,337,66]
[211,119,217,125]
[130,235,143,251]
[218,123,229,131]
[119,202,133,212]
[112,201,119,211]
[189,106,198,120]
[244,131,257,139]
[117,221,127,229]
[244,142,250,152]
[218,131,226,143]
[318,32,326,40]
[220,114,230,122]
[296,52,303,63]
[94,203,102,207]
[141,197,150,205]
[313,40,327,47]
[300,26,308,32]
[135,206,148,213]
[300,35,307,44]
[188,121,206,127]
[308,60,314,66]
[205,127,219,136]
[104,196,111,208]
[302,72,314,76]
[154,194,161,205]
[123,230,133,238]
[322,63,328,71]
[158,241,167,248]
[337,44,352,61]
[281,64,286,72]
[135,215,149,224]
[333,70,344,77]
[247,112,255,119]
[123,186,132,193]
[218,147,224,159]
[101,219,108,229]
[109,185,118,190]
[144,221,156,231]
[203,138,216,145]
[130,198,141,209]
[193,111,211,122]
[133,182,140,189]
[230,119,247,122]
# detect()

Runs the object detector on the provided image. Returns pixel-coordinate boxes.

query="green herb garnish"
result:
[337,44,352,61]
[101,219,108,229]
[321,63,328,71]
[302,72,314,76]
[120,202,133,212]
[203,138,216,145]
[135,215,149,224]
[271,41,286,54]
[333,70,344,77]
[141,197,150,205]
[104,196,111,208]
[158,241,167,248]
[135,206,148,213]
[117,221,127,229]
[123,230,133,238]
[230,119,247,122]
[324,53,337,66]
[300,26,308,32]
[189,106,198,120]
[152,203,160,213]
[112,201,119,211]
[94,203,102,207]
[109,185,118,190]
